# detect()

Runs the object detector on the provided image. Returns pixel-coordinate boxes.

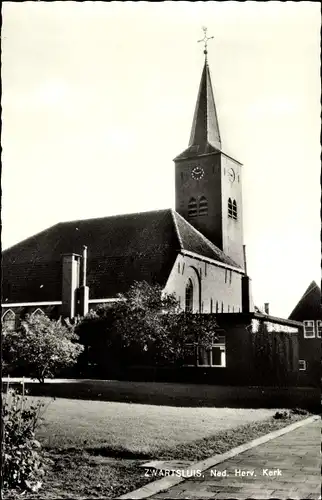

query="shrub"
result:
[76,281,219,375]
[1,388,49,492]
[273,410,291,420]
[291,407,308,416]
[2,314,84,383]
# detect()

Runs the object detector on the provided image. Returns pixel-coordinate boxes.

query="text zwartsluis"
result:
[144,469,203,478]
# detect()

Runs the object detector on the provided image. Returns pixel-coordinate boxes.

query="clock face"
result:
[191,166,205,180]
[227,168,235,183]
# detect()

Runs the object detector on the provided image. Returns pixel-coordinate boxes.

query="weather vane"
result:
[198,27,214,58]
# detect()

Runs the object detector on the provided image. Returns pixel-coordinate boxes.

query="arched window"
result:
[228,198,238,220]
[31,308,44,318]
[232,200,238,220]
[199,196,208,216]
[2,309,16,331]
[228,198,233,218]
[185,279,193,313]
[188,198,198,218]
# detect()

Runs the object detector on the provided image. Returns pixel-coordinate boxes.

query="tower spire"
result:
[174,27,221,160]
[188,27,221,152]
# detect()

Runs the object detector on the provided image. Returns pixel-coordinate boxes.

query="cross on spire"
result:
[198,27,214,59]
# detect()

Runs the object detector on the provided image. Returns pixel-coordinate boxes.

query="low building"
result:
[289,281,321,387]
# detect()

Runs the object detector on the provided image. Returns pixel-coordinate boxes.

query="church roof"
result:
[2,209,240,303]
[288,281,321,321]
[175,59,221,160]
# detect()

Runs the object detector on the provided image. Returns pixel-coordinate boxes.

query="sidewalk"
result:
[149,419,321,500]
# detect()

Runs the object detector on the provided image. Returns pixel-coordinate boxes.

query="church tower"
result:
[174,29,244,268]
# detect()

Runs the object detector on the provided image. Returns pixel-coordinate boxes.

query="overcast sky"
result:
[2,2,320,317]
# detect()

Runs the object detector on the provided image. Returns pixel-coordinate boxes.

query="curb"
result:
[117,415,319,499]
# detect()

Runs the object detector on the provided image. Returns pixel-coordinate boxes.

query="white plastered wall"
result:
[164,253,243,313]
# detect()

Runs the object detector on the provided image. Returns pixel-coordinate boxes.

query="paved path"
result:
[150,420,321,500]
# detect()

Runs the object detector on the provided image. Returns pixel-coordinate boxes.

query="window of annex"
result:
[303,320,315,338]
[299,360,306,371]
[183,336,226,368]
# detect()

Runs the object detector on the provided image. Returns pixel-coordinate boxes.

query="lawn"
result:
[36,397,276,454]
[3,395,310,500]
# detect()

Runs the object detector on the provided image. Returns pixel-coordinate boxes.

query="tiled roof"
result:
[288,281,321,321]
[2,209,240,303]
[173,211,240,267]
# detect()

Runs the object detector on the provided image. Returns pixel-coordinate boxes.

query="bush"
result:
[273,410,291,420]
[2,314,84,383]
[76,281,219,376]
[1,388,49,492]
[291,407,308,416]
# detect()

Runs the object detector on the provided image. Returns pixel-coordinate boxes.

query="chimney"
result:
[241,276,255,314]
[241,276,250,313]
[264,303,270,315]
[61,254,81,318]
[241,244,252,313]
[77,245,89,317]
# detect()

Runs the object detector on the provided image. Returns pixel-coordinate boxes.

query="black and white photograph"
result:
[1,2,320,499]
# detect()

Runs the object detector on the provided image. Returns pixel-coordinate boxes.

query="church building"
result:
[2,32,306,386]
[2,35,251,322]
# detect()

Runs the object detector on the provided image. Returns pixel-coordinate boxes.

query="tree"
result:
[112,281,179,360]
[76,281,219,372]
[2,314,84,383]
[163,312,219,366]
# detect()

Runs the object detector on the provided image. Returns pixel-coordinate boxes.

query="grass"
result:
[35,397,277,454]
[2,395,311,499]
[3,452,152,500]
[4,412,310,500]
[158,412,309,461]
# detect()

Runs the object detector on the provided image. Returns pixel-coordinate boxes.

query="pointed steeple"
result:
[188,58,221,152]
[174,28,221,160]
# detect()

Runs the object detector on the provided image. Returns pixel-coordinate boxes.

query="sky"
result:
[2,1,320,318]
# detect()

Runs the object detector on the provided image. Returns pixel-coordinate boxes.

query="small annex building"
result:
[288,281,321,386]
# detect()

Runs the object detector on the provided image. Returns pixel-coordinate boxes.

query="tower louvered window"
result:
[199,196,208,216]
[232,200,238,220]
[228,198,233,218]
[188,198,198,217]
[228,198,238,220]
